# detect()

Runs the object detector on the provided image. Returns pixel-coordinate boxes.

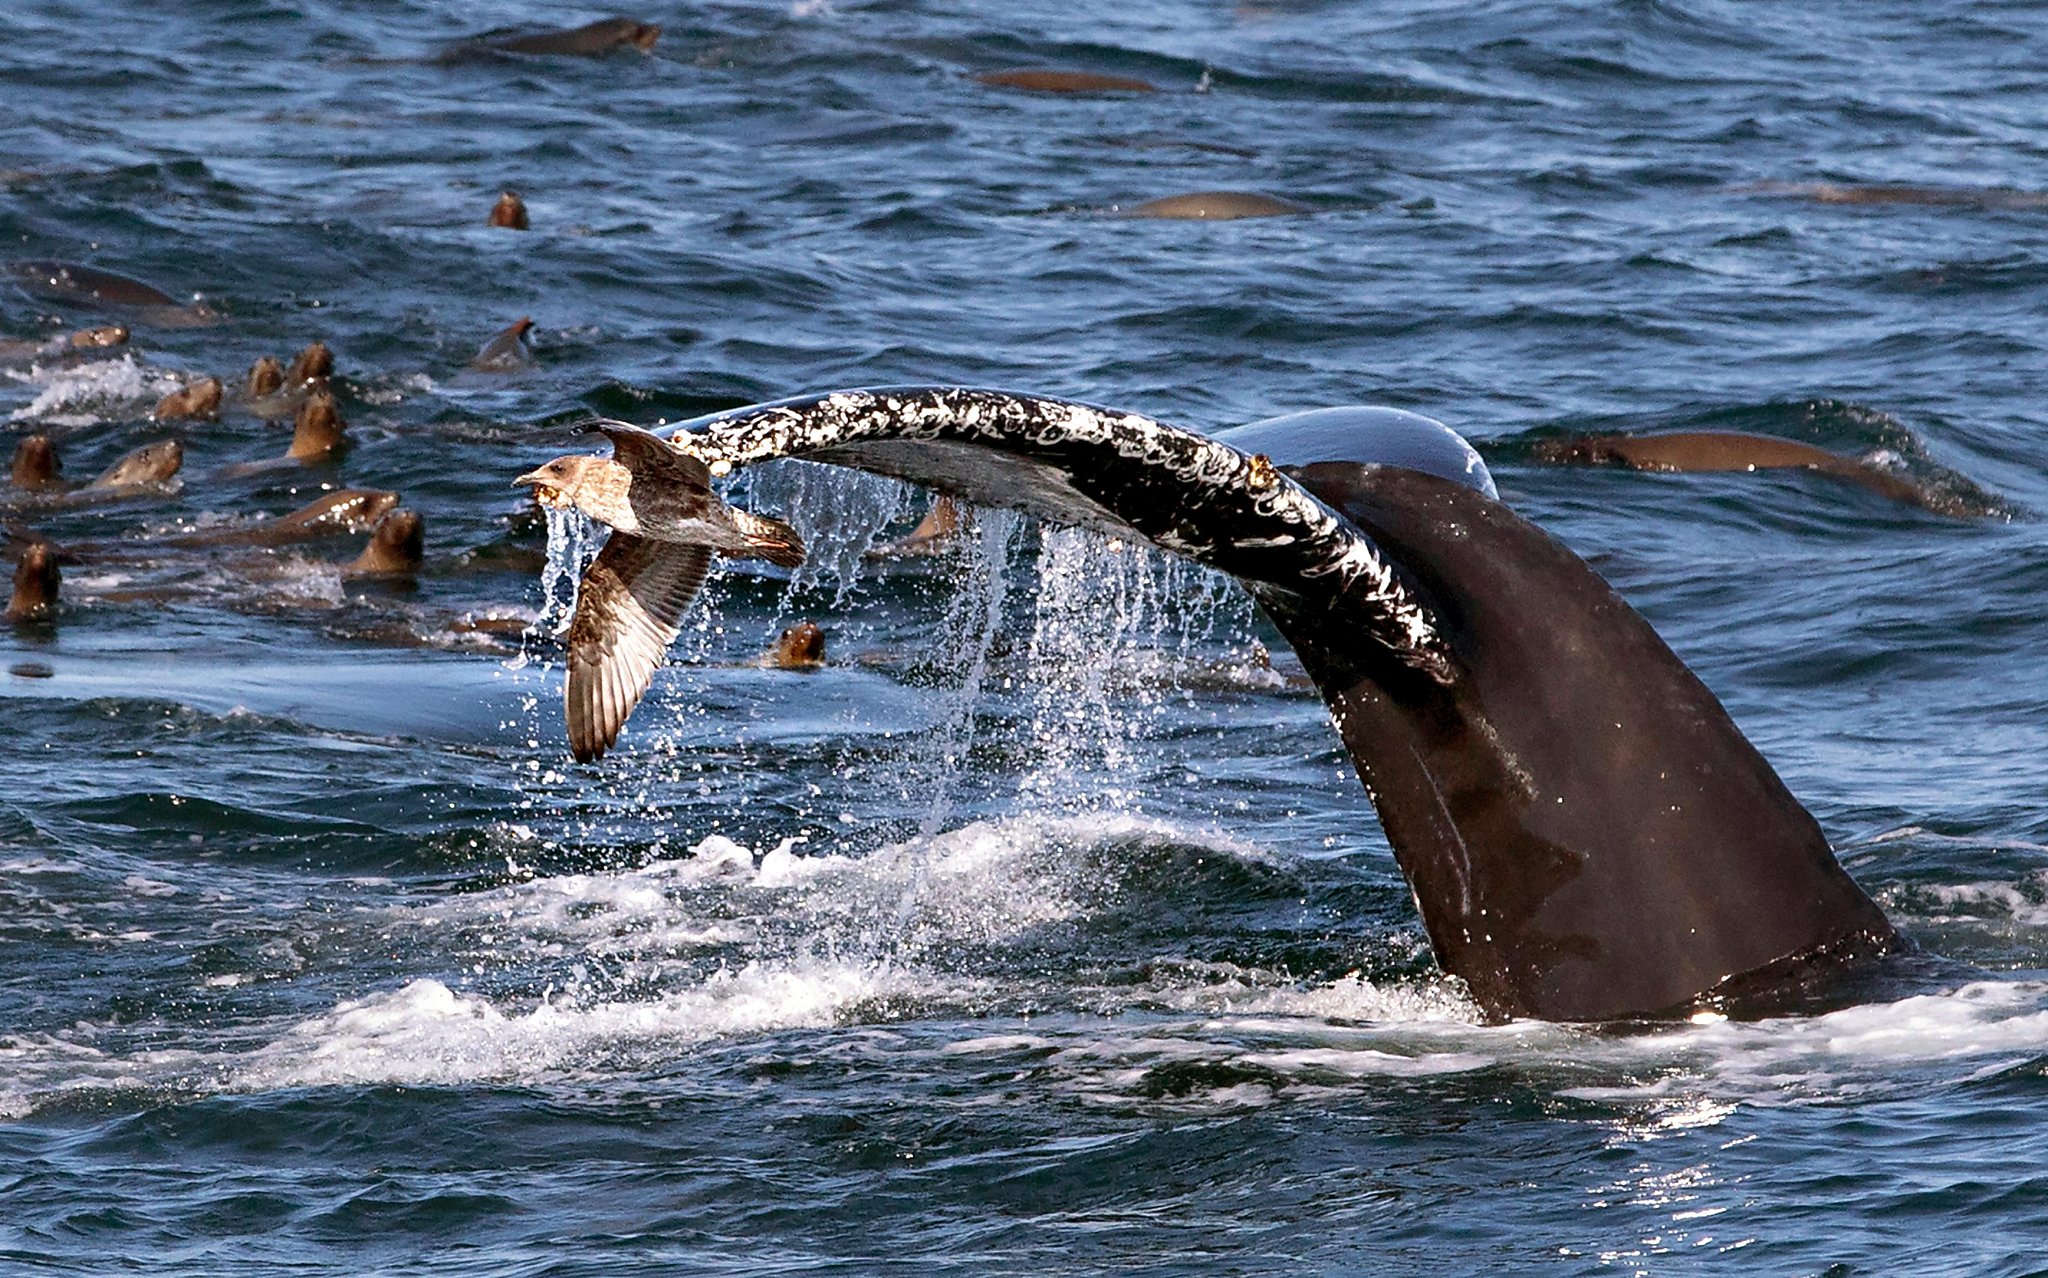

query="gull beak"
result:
[513,468,568,508]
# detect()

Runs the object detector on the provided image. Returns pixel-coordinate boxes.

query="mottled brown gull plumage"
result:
[562,535,712,762]
[515,419,805,761]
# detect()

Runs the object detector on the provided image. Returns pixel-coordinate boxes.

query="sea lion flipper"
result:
[563,535,712,762]
[588,421,712,492]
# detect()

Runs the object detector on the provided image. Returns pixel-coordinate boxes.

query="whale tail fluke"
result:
[644,385,1898,1022]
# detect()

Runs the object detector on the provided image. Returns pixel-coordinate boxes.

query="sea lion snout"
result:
[769,622,826,670]
[6,541,59,622]
[348,510,426,576]
[68,325,127,349]
[247,355,286,398]
[488,191,529,230]
[11,434,62,489]
[289,391,346,461]
[286,340,334,387]
[154,375,223,421]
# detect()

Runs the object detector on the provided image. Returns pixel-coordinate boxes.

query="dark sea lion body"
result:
[1740,181,2048,211]
[171,490,401,548]
[871,495,966,559]
[6,260,217,325]
[6,542,58,622]
[214,393,345,479]
[1532,430,1936,510]
[655,386,1900,1022]
[444,18,660,61]
[1124,191,1312,220]
[0,324,129,367]
[976,68,1160,94]
[70,325,128,349]
[290,392,346,461]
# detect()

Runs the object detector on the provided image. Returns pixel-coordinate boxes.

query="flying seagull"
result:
[515,421,804,761]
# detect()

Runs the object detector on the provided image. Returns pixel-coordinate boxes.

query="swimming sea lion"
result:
[169,489,401,548]
[488,191,530,230]
[470,317,536,371]
[1123,191,1312,219]
[289,391,346,461]
[247,355,286,398]
[513,421,806,762]
[445,17,661,61]
[10,435,63,490]
[69,325,128,349]
[1531,430,1938,511]
[0,324,130,366]
[346,509,425,576]
[627,386,1899,1023]
[153,375,223,421]
[975,68,1161,94]
[765,621,826,670]
[1737,181,2048,211]
[285,340,333,387]
[87,438,182,490]
[5,541,58,622]
[6,260,217,325]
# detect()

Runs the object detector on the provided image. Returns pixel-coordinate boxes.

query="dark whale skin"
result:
[1273,461,1896,1021]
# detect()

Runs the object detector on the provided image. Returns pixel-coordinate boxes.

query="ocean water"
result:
[4,1,2048,1273]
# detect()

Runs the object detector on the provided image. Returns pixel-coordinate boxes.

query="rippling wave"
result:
[4,0,2048,1273]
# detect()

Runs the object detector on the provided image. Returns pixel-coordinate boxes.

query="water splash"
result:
[533,505,600,640]
[911,507,1018,838]
[3,353,169,425]
[739,458,907,604]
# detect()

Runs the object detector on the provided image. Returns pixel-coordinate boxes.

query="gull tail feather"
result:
[733,510,805,569]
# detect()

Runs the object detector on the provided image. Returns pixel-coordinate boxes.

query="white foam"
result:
[4,353,170,424]
[1906,878,2048,926]
[1566,980,2048,1109]
[228,963,931,1090]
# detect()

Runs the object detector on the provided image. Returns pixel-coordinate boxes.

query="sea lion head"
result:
[247,355,285,397]
[153,375,222,421]
[624,21,661,51]
[94,438,183,488]
[769,622,826,670]
[286,340,333,386]
[11,434,61,489]
[489,191,530,230]
[5,542,58,623]
[68,325,128,349]
[513,453,630,524]
[289,391,346,461]
[349,509,425,576]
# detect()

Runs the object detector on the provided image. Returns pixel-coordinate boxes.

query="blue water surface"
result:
[3,1,2048,1274]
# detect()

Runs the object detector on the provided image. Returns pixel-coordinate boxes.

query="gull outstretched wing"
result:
[564,533,712,762]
